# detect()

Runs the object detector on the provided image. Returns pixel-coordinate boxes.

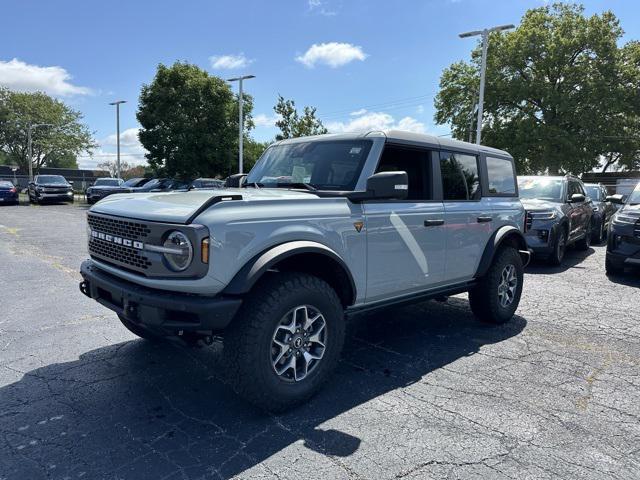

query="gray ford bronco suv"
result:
[79,130,530,410]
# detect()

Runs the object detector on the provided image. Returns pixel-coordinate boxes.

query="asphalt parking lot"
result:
[1,201,639,480]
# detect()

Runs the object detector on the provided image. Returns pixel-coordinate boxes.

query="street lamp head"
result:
[459,24,515,38]
[226,75,256,82]
[109,100,127,106]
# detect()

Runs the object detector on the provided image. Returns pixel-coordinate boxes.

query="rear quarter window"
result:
[486,157,516,196]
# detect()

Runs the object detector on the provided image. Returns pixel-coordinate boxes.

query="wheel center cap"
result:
[293,336,304,349]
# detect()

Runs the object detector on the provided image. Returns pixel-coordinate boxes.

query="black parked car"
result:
[86,177,124,204]
[128,178,190,193]
[0,180,19,205]
[518,175,593,265]
[584,183,616,244]
[606,183,640,275]
[28,175,74,204]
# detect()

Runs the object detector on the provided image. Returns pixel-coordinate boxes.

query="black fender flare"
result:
[475,226,530,278]
[223,241,357,304]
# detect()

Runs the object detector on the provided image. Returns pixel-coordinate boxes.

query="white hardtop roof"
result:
[275,130,511,158]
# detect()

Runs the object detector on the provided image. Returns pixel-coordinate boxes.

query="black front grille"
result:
[89,238,152,271]
[87,213,150,241]
[525,211,533,232]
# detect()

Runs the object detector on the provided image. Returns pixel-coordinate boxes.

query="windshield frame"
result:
[627,183,640,205]
[517,177,565,202]
[245,139,374,192]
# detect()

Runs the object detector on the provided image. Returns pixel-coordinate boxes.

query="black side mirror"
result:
[569,193,585,203]
[348,171,409,201]
[226,174,247,188]
[606,194,626,205]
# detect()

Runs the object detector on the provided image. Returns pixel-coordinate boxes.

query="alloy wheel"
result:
[497,264,518,308]
[271,305,327,382]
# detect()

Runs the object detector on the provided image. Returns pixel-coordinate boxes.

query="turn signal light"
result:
[201,237,210,264]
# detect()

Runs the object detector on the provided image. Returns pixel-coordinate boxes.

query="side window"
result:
[440,151,480,201]
[375,145,431,200]
[485,157,516,195]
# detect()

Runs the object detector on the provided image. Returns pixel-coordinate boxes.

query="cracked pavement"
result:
[0,202,639,479]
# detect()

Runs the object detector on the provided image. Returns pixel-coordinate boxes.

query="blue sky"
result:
[1,0,638,169]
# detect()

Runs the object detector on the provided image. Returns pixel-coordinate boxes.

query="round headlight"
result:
[163,231,193,271]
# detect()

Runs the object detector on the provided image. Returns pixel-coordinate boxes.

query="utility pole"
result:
[27,123,54,181]
[109,100,127,178]
[227,75,255,173]
[459,24,515,145]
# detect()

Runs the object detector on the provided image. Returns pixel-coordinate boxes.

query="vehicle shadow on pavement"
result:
[0,299,526,479]
[525,247,596,274]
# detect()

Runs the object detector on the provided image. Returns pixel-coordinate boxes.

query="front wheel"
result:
[548,228,567,266]
[605,255,624,276]
[224,272,345,411]
[469,247,524,324]
[575,221,592,251]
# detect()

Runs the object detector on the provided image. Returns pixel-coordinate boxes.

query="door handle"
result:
[477,216,493,223]
[424,219,445,227]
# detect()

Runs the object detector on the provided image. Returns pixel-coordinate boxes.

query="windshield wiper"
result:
[242,182,263,189]
[278,182,317,191]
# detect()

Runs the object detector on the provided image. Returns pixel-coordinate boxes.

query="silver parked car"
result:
[79,130,530,410]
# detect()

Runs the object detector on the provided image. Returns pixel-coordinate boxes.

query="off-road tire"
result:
[605,255,624,276]
[118,314,164,342]
[468,247,524,324]
[548,228,567,266]
[224,272,345,412]
[575,221,592,251]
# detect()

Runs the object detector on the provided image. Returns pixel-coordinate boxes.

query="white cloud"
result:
[78,128,147,170]
[296,42,367,68]
[209,53,253,70]
[308,0,337,16]
[253,113,280,127]
[327,111,426,134]
[350,108,367,116]
[0,58,91,96]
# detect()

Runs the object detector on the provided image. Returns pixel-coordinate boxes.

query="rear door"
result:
[364,144,446,302]
[440,151,494,282]
[567,179,589,241]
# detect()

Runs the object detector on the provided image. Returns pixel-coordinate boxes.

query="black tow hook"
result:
[79,281,90,298]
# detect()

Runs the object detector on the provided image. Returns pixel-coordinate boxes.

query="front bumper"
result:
[37,192,74,201]
[79,260,242,335]
[524,222,560,255]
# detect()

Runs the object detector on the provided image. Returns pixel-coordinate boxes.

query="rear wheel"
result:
[469,247,523,324]
[224,272,345,411]
[548,228,567,266]
[118,315,164,342]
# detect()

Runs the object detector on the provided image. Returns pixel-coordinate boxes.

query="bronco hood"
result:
[520,198,561,211]
[90,188,317,224]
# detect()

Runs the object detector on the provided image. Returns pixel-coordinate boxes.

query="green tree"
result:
[274,95,327,141]
[0,88,95,172]
[137,62,253,178]
[243,138,271,172]
[434,3,640,174]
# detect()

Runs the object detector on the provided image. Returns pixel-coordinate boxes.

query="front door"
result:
[364,145,446,302]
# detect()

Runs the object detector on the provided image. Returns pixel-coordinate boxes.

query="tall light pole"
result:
[27,123,54,181]
[459,24,515,145]
[227,75,255,173]
[109,100,127,178]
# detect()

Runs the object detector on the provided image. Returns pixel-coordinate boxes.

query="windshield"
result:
[0,181,14,188]
[95,178,121,186]
[123,178,143,187]
[38,175,67,184]
[517,177,563,201]
[246,140,373,191]
[628,183,640,205]
[584,185,601,201]
[193,179,223,188]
